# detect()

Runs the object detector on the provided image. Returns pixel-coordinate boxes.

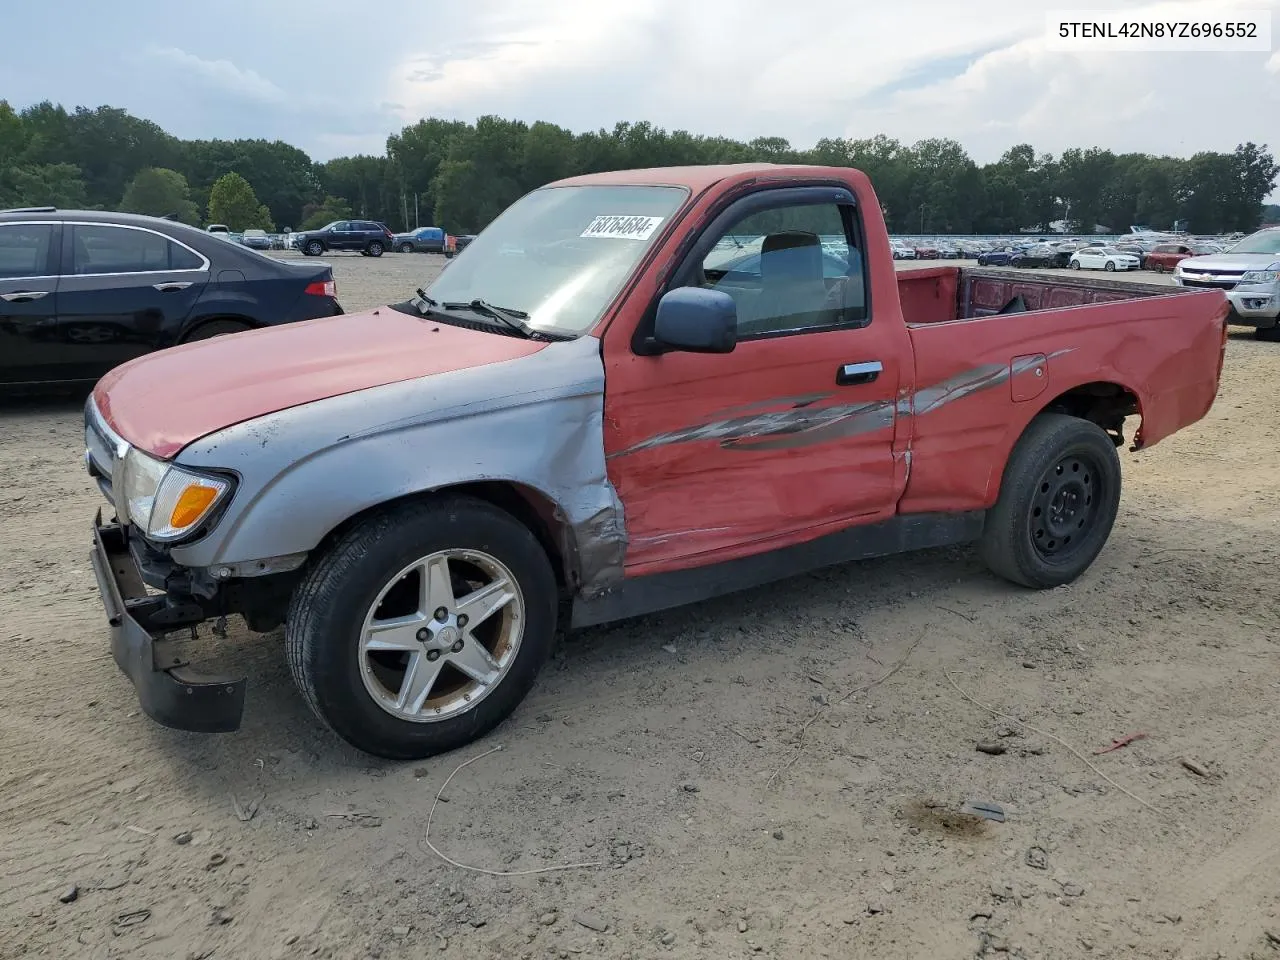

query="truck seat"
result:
[738,231,831,335]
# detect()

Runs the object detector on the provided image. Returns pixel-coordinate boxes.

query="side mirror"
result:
[653,287,737,354]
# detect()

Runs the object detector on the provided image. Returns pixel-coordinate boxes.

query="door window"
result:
[0,223,56,279]
[696,203,866,337]
[71,225,205,275]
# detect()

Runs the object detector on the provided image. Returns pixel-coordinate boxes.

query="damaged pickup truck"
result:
[86,164,1230,759]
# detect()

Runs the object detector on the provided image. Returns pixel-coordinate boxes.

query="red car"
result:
[86,163,1229,758]
[914,245,940,259]
[1145,242,1216,273]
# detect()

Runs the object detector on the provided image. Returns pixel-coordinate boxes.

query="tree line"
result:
[2,100,1276,237]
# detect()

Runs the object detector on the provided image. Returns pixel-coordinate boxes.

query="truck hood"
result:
[93,306,547,459]
[1178,252,1280,272]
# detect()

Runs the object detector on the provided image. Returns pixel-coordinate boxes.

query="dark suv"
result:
[295,220,395,258]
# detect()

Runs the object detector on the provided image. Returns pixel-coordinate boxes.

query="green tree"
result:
[0,162,87,208]
[207,172,272,230]
[299,194,353,230]
[120,167,199,223]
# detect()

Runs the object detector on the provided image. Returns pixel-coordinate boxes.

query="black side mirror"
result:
[653,287,737,354]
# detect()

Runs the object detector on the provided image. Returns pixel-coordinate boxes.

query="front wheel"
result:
[980,414,1122,589]
[285,497,558,760]
[1070,260,1081,270]
[399,242,414,253]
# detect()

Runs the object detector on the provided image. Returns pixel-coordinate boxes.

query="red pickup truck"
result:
[86,164,1229,759]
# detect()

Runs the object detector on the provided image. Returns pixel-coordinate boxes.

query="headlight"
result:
[1239,270,1279,284]
[120,449,232,542]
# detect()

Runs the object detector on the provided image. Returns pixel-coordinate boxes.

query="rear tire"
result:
[367,241,384,258]
[182,319,251,342]
[980,414,1121,589]
[285,497,558,760]
[305,240,324,256]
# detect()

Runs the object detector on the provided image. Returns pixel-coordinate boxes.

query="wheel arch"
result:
[309,481,580,596]
[982,379,1143,507]
[178,314,258,342]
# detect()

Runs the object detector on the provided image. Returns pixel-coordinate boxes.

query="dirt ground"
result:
[2,253,1278,960]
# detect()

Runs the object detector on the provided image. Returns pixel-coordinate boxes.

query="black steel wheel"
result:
[980,414,1121,588]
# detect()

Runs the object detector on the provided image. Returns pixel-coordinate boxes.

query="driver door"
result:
[602,185,910,576]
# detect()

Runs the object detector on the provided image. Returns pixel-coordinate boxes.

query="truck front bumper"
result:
[91,511,246,733]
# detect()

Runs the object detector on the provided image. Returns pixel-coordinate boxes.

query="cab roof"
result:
[549,163,867,193]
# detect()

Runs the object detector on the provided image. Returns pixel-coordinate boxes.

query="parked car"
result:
[82,163,1228,759]
[295,220,395,258]
[1012,245,1072,269]
[1174,227,1280,340]
[205,224,229,235]
[913,244,940,260]
[889,241,916,260]
[1070,247,1141,272]
[977,249,1016,266]
[0,209,342,386]
[1145,242,1218,273]
[241,228,271,251]
[393,226,448,254]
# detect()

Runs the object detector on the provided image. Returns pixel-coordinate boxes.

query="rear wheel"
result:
[980,414,1121,589]
[305,240,324,256]
[367,241,384,258]
[285,497,557,760]
[182,319,251,342]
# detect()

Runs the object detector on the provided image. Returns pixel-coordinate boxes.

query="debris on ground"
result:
[960,800,1006,823]
[1180,758,1213,779]
[57,885,78,904]
[573,912,609,933]
[1025,846,1049,870]
[1094,733,1147,755]
[975,742,1007,756]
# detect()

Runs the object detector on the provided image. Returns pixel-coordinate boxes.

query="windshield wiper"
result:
[443,299,542,338]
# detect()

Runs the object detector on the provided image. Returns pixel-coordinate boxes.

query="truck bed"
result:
[897,266,1201,324]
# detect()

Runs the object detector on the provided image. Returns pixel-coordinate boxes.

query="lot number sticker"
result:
[581,215,664,241]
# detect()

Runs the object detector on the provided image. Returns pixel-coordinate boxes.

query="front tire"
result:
[399,242,414,253]
[1070,260,1081,270]
[1104,260,1116,272]
[285,497,557,760]
[1255,324,1280,342]
[980,414,1122,589]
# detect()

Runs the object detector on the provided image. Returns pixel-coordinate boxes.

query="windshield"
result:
[1228,230,1280,255]
[422,184,689,336]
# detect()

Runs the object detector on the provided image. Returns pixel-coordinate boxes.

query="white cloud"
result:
[384,0,1279,177]
[145,46,287,104]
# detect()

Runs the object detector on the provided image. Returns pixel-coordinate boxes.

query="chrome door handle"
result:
[0,290,50,302]
[836,361,882,386]
[153,281,193,292]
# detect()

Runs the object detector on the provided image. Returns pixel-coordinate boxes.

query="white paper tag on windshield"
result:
[581,215,664,241]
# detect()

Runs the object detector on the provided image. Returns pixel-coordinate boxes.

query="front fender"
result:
[169,337,626,594]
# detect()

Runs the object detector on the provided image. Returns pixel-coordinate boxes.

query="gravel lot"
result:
[3,251,1279,960]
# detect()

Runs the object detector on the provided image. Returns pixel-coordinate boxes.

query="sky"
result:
[2,0,1278,199]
